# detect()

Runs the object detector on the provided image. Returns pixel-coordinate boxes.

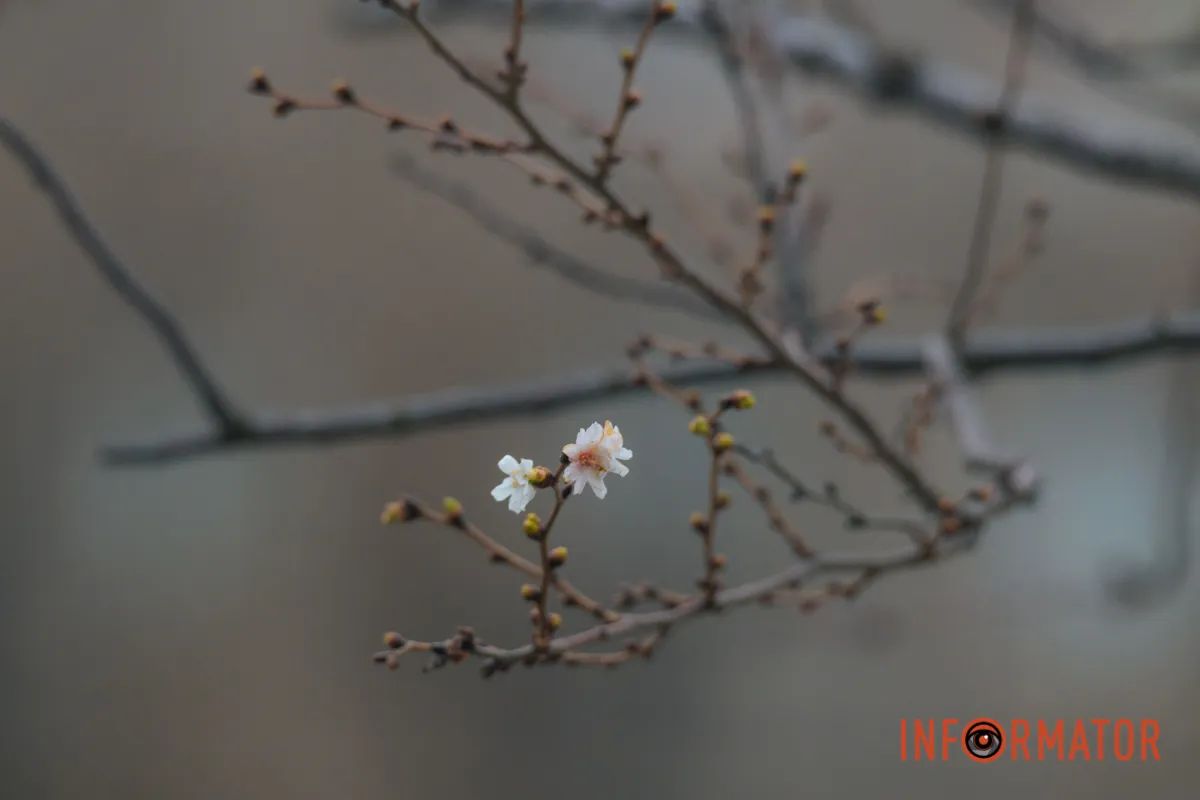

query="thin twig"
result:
[946,0,1035,347]
[390,152,719,319]
[405,0,1200,202]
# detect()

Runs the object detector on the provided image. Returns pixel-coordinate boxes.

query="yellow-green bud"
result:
[442,496,463,520]
[713,432,735,453]
[380,500,417,525]
[527,466,554,488]
[523,512,543,538]
[729,390,756,410]
[548,546,569,567]
[519,583,540,601]
[546,612,563,631]
[688,415,712,436]
[788,158,808,183]
[757,205,776,233]
[714,491,731,510]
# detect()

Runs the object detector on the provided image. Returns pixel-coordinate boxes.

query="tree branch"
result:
[103,311,1200,464]
[0,117,249,437]
[386,0,1200,202]
[389,152,720,320]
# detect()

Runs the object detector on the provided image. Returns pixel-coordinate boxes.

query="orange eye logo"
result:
[963,719,1004,762]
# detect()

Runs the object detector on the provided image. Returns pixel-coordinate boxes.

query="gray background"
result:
[2,0,1197,797]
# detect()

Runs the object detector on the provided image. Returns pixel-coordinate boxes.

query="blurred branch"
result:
[390,152,721,320]
[389,0,1200,201]
[701,1,816,340]
[973,0,1200,80]
[104,311,1200,464]
[946,0,1033,347]
[970,0,1200,130]
[923,335,1037,495]
[0,117,249,438]
[1106,268,1200,609]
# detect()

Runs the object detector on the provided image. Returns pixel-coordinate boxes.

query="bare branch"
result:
[922,335,1037,495]
[397,0,1200,201]
[390,152,720,319]
[103,311,1200,464]
[0,116,248,437]
[375,536,993,675]
[973,0,1200,81]
[946,0,1034,346]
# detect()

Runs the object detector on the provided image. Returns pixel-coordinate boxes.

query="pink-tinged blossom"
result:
[562,421,632,499]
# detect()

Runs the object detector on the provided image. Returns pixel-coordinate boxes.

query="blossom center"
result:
[576,448,605,472]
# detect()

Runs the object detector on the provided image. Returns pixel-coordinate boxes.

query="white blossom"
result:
[562,420,632,499]
[491,455,537,513]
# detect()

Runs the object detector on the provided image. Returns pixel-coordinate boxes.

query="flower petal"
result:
[617,447,632,460]
[587,473,608,499]
[498,454,520,474]
[519,458,534,473]
[609,460,629,478]
[492,482,514,501]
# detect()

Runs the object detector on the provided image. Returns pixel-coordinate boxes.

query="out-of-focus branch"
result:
[0,117,249,438]
[922,335,1036,494]
[104,311,1200,464]
[946,0,1034,347]
[390,152,721,320]
[973,0,1200,80]
[1105,268,1200,609]
[383,0,1200,202]
[701,1,817,340]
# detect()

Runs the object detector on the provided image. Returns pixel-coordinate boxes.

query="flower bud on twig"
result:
[442,496,464,524]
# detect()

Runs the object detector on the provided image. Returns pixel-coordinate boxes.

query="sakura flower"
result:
[491,455,537,513]
[562,420,633,499]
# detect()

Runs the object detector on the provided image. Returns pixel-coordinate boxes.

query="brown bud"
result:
[332,80,355,104]
[689,512,709,533]
[380,499,420,524]
[757,205,776,234]
[654,1,677,23]
[382,631,405,649]
[248,68,270,95]
[968,485,994,503]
